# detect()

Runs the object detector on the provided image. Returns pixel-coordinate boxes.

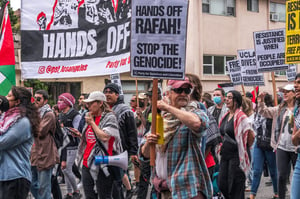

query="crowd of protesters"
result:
[1,73,300,199]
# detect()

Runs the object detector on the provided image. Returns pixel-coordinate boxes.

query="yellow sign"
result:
[286,0,300,63]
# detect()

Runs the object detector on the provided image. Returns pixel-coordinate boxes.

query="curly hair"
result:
[11,86,40,137]
[242,97,253,117]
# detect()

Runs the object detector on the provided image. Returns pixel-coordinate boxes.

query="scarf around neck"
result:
[39,104,52,118]
[0,107,22,135]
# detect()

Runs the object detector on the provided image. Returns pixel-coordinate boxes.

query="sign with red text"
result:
[237,49,265,86]
[253,29,289,72]
[21,0,131,79]
[130,0,188,79]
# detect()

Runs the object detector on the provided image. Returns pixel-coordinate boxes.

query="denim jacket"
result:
[0,117,33,182]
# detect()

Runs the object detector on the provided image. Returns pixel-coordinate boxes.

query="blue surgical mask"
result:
[213,96,222,105]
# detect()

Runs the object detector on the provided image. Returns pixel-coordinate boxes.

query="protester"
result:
[76,91,122,199]
[141,78,213,199]
[291,73,300,199]
[0,86,40,199]
[0,96,9,115]
[78,94,88,115]
[104,83,138,199]
[208,88,228,125]
[130,95,137,112]
[257,84,297,199]
[242,97,256,190]
[218,90,255,199]
[249,93,278,199]
[30,90,60,199]
[57,93,82,199]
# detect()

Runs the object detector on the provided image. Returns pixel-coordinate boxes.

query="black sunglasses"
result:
[172,87,192,95]
[35,97,42,102]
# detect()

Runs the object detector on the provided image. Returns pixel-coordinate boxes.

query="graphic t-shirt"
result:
[278,110,296,152]
[83,115,101,168]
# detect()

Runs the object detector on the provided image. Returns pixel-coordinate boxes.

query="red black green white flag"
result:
[0,1,15,96]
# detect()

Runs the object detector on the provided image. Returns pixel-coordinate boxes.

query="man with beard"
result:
[31,90,59,199]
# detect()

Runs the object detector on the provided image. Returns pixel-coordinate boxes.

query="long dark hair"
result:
[11,86,40,137]
[186,73,203,101]
[228,90,242,111]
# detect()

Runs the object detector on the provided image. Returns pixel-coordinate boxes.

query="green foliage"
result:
[0,1,19,32]
[22,79,55,106]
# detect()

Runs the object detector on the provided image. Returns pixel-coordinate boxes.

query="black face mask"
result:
[139,101,145,107]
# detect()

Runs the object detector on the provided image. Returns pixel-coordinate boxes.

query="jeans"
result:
[250,143,277,195]
[62,148,78,194]
[31,166,53,199]
[276,148,297,199]
[291,154,300,199]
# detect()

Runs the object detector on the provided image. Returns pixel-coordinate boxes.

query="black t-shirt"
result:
[220,114,239,160]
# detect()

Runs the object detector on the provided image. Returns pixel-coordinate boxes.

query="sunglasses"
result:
[35,97,42,102]
[130,100,136,102]
[172,87,192,95]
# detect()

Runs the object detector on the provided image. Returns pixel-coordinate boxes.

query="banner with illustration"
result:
[21,0,131,79]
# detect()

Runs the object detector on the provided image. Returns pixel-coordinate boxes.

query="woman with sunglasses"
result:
[218,90,255,199]
[0,86,40,199]
[257,84,297,199]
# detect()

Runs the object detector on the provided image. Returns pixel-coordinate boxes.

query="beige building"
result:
[14,0,297,103]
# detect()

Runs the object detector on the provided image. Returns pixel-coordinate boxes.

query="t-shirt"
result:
[83,115,101,168]
[278,109,296,152]
[212,107,222,123]
[220,114,238,160]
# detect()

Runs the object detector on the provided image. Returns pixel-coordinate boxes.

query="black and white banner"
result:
[130,0,188,79]
[227,59,242,86]
[21,0,131,79]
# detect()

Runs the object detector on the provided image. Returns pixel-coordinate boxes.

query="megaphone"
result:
[94,150,128,171]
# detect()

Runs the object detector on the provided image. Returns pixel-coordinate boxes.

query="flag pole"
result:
[135,78,139,108]
[271,72,278,106]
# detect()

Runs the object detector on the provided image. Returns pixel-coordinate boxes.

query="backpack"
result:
[43,110,64,149]
[52,119,64,148]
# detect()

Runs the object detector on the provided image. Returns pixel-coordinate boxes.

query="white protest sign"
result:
[110,73,124,95]
[130,0,188,79]
[237,49,265,86]
[286,64,297,82]
[254,29,289,72]
[227,59,243,86]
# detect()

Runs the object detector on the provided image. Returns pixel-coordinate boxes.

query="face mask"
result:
[213,96,222,105]
[58,101,68,111]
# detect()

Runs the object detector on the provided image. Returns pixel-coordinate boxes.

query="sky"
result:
[10,0,20,11]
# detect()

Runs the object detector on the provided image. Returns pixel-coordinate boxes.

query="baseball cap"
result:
[168,78,192,89]
[282,84,295,92]
[84,91,106,103]
[138,93,147,99]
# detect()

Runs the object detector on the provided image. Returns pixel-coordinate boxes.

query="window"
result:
[270,2,285,22]
[202,0,235,16]
[247,0,259,12]
[203,55,235,75]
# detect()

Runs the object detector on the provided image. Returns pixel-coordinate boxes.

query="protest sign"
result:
[110,73,124,95]
[130,0,188,79]
[237,49,265,86]
[254,29,289,72]
[286,0,300,63]
[286,64,297,81]
[21,0,131,79]
[227,59,242,86]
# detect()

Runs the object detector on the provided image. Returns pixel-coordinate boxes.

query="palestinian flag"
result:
[0,1,15,96]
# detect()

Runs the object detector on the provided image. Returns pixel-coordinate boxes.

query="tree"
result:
[0,1,18,32]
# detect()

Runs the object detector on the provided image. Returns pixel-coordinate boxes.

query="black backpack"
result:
[43,110,64,149]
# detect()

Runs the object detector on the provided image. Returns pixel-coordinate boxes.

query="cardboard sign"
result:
[237,49,265,86]
[130,0,188,79]
[286,64,297,81]
[254,29,289,72]
[227,59,242,86]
